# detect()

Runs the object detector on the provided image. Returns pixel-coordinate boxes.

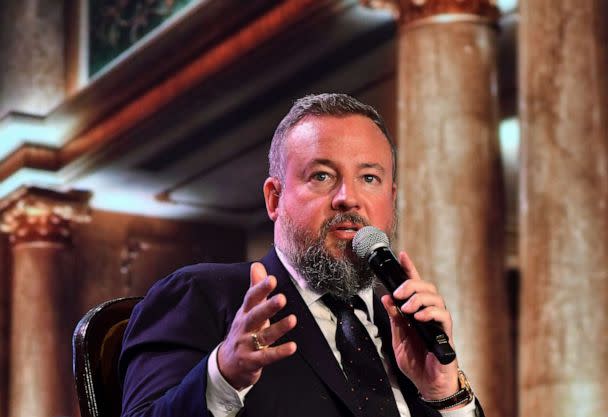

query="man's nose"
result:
[331,180,360,211]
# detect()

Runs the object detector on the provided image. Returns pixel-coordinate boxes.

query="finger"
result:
[250,262,268,286]
[400,292,446,315]
[245,293,287,331]
[393,279,438,300]
[412,306,454,339]
[381,294,402,320]
[398,251,422,281]
[381,295,412,329]
[381,295,415,341]
[248,341,298,369]
[254,314,297,347]
[242,338,297,370]
[243,270,277,312]
[413,305,451,324]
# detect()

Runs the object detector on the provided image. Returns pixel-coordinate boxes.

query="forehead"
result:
[283,114,392,166]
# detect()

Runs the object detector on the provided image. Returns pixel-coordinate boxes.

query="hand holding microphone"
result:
[352,226,456,365]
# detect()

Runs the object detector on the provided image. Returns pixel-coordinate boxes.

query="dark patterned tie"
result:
[322,294,400,417]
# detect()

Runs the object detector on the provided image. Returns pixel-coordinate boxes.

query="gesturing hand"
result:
[218,262,297,390]
[380,251,460,401]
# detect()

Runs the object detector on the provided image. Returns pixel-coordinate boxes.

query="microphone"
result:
[352,226,456,365]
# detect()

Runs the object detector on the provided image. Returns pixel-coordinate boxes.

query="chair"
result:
[73,297,143,417]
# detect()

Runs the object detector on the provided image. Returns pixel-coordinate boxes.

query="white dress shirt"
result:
[205,249,477,417]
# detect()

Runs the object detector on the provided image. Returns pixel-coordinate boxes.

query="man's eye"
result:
[312,172,330,181]
[363,174,380,183]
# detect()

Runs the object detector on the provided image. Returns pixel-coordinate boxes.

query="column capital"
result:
[0,186,91,245]
[362,0,500,27]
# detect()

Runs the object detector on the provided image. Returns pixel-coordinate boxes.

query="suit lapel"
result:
[262,249,361,417]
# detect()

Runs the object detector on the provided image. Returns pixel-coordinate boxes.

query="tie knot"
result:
[322,294,368,319]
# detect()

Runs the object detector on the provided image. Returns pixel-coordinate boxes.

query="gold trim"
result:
[11,241,68,249]
[0,186,91,245]
[403,13,496,31]
[361,0,500,26]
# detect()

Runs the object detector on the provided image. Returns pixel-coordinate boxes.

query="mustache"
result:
[319,212,371,239]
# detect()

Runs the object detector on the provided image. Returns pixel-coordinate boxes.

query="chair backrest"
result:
[73,297,142,417]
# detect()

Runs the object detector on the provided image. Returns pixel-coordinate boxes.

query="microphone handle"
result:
[368,247,456,365]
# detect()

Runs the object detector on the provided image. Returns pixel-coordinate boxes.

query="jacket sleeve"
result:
[119,267,233,417]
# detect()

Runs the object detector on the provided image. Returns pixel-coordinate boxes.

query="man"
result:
[119,93,483,417]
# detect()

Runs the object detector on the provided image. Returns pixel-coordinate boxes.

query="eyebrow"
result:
[308,159,386,174]
[359,162,386,174]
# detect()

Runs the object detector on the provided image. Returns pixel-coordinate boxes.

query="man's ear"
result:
[263,177,282,221]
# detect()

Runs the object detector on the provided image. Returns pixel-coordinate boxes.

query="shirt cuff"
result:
[205,344,253,417]
[438,396,477,417]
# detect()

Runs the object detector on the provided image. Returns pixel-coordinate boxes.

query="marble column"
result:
[364,1,513,416]
[519,1,608,416]
[0,187,90,417]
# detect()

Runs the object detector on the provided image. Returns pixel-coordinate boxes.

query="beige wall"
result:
[72,209,246,316]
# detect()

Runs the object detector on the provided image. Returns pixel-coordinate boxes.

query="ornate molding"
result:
[0,0,328,185]
[0,187,91,245]
[362,0,500,27]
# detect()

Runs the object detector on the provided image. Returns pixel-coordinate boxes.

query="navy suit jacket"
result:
[119,249,483,417]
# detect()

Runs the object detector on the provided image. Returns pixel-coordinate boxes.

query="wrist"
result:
[217,342,240,390]
[418,370,460,400]
[419,369,475,411]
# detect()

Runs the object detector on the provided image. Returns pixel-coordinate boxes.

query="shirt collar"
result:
[274,247,375,322]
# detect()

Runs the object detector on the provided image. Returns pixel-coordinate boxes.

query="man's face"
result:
[266,114,396,262]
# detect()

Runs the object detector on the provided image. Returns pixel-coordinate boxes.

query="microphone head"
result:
[352,226,390,259]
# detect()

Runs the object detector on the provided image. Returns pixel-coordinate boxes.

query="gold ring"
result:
[251,332,268,351]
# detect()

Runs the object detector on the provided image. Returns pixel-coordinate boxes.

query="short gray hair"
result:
[268,93,396,183]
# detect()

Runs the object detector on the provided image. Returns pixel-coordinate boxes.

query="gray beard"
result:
[280,212,377,301]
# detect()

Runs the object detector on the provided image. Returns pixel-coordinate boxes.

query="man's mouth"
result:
[333,223,360,231]
[319,213,370,244]
[329,223,362,237]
